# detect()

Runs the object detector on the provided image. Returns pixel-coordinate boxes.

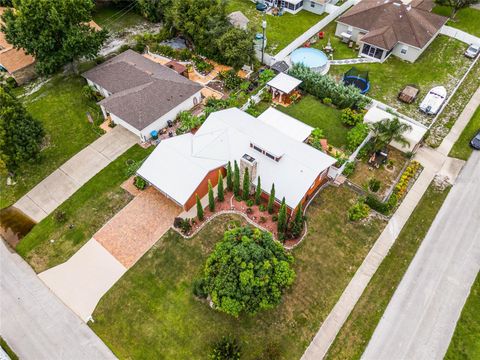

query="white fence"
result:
[267,0,356,65]
[440,25,480,45]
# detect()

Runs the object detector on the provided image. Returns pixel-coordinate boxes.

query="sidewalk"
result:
[14,126,138,223]
[301,86,479,359]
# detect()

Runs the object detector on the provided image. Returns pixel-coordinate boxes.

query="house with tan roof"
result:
[0,7,36,85]
[83,50,203,141]
[335,0,448,62]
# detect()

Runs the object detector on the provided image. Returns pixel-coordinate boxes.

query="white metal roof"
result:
[258,107,313,142]
[364,106,428,152]
[138,108,336,209]
[266,72,302,94]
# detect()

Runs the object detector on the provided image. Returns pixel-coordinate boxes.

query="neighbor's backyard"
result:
[90,186,386,359]
[93,4,148,33]
[226,0,326,54]
[433,6,480,37]
[0,75,103,209]
[328,35,471,123]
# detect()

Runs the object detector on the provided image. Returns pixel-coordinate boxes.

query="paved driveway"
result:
[0,240,116,360]
[15,126,138,223]
[362,151,480,360]
[39,188,181,321]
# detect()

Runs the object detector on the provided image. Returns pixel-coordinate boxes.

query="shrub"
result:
[208,180,215,212]
[134,176,147,190]
[259,204,266,212]
[220,69,242,90]
[348,201,370,221]
[202,226,295,317]
[267,183,275,214]
[210,336,241,360]
[365,195,390,215]
[308,127,325,150]
[94,55,105,64]
[341,108,365,126]
[346,123,369,151]
[246,199,254,207]
[192,278,207,299]
[174,217,192,234]
[242,168,250,201]
[322,97,332,105]
[394,161,420,198]
[343,161,356,177]
[255,177,262,205]
[196,195,204,221]
[277,198,287,235]
[246,207,253,214]
[259,216,267,223]
[217,172,224,202]
[259,69,275,85]
[368,178,381,193]
[53,210,67,224]
[272,214,278,222]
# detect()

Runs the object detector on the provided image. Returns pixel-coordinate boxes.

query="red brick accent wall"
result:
[184,166,226,211]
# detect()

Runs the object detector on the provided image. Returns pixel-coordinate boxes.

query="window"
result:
[296,1,303,9]
[310,1,315,6]
[400,47,408,55]
[265,152,275,160]
[253,145,263,153]
[288,2,295,10]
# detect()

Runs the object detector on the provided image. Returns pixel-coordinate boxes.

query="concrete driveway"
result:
[39,188,181,321]
[15,126,138,223]
[0,240,116,360]
[362,151,480,360]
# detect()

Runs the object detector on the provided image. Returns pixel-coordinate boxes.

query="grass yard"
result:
[328,35,471,124]
[93,4,148,33]
[226,0,326,54]
[16,145,152,273]
[0,337,18,360]
[445,273,480,360]
[449,106,480,160]
[312,21,359,60]
[0,75,104,209]
[433,6,480,37]
[325,183,450,360]
[278,95,348,148]
[427,59,480,147]
[90,186,386,359]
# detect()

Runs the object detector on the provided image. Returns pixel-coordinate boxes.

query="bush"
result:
[343,161,356,177]
[202,226,295,317]
[346,123,369,151]
[259,216,267,223]
[271,215,278,222]
[259,204,266,212]
[220,69,242,90]
[53,210,67,224]
[193,56,214,74]
[348,201,370,221]
[94,55,106,64]
[246,207,253,214]
[368,178,381,193]
[341,108,365,126]
[365,192,398,215]
[173,217,192,234]
[192,278,207,298]
[210,336,241,360]
[246,199,254,207]
[322,97,332,105]
[134,176,147,190]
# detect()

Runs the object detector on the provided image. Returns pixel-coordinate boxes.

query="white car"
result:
[464,44,480,59]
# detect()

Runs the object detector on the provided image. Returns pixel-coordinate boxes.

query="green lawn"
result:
[312,21,359,60]
[445,273,480,360]
[449,106,480,160]
[326,183,451,360]
[226,0,326,54]
[0,75,104,209]
[278,95,348,148]
[90,186,386,359]
[0,337,18,360]
[328,35,471,123]
[16,145,152,273]
[93,4,148,33]
[433,6,480,37]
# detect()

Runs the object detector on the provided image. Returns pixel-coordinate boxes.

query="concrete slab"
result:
[14,195,48,223]
[437,157,466,184]
[39,239,127,322]
[90,126,138,161]
[60,146,110,186]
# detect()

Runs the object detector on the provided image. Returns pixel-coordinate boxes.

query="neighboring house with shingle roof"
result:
[0,7,36,85]
[83,50,203,141]
[335,0,447,62]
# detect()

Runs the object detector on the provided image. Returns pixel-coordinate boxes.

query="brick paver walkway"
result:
[94,187,181,268]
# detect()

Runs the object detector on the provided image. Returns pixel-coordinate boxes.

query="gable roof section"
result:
[138,108,336,209]
[257,107,313,142]
[267,72,302,94]
[337,0,447,49]
[83,50,203,130]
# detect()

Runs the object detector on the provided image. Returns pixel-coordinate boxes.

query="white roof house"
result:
[138,108,336,210]
[364,106,428,152]
[258,107,313,142]
[266,72,303,94]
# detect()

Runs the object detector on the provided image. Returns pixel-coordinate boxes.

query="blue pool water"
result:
[291,48,328,69]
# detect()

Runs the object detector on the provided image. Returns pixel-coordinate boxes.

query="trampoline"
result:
[290,47,330,75]
[343,67,370,94]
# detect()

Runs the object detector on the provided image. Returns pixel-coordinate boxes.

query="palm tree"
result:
[369,117,412,151]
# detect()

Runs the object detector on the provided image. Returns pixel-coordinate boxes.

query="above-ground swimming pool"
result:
[290,47,330,75]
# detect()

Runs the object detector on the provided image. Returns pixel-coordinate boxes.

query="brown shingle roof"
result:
[337,0,447,50]
[85,50,203,131]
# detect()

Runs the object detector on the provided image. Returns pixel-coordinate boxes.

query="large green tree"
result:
[435,0,479,17]
[0,87,44,173]
[216,27,254,70]
[137,0,173,22]
[369,118,412,152]
[202,226,295,317]
[1,0,107,74]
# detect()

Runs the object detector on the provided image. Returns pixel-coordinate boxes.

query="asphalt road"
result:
[0,240,116,360]
[362,151,480,360]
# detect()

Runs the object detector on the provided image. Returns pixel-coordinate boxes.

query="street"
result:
[362,151,480,360]
[0,240,116,360]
